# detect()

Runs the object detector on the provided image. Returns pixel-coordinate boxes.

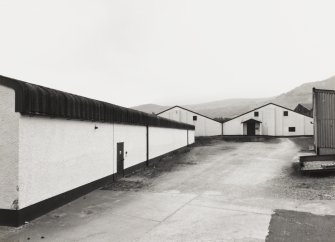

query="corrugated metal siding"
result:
[0,75,195,130]
[314,88,335,153]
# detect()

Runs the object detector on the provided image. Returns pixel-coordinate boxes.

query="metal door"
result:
[117,142,124,177]
[247,122,256,136]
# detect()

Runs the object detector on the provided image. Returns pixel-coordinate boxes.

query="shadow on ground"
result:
[101,147,197,191]
[266,209,335,242]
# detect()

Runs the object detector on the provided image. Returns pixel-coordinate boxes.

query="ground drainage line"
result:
[187,203,272,216]
[105,211,161,223]
[141,194,201,235]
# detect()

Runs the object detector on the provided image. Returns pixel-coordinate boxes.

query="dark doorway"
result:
[247,122,256,136]
[117,142,124,177]
[242,119,262,136]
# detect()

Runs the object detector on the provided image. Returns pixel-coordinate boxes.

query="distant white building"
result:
[223,103,313,136]
[157,106,222,137]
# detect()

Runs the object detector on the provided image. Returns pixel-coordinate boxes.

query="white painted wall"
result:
[0,86,193,210]
[223,104,313,136]
[149,127,188,159]
[158,107,222,137]
[188,130,195,145]
[0,86,19,209]
[17,119,192,209]
[18,117,115,209]
[113,124,147,169]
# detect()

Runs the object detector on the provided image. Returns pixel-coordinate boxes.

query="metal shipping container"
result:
[313,88,335,155]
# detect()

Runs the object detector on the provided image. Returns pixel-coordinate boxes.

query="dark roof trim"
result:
[0,75,195,130]
[241,118,262,123]
[225,103,313,123]
[313,87,335,94]
[295,103,312,110]
[156,105,222,124]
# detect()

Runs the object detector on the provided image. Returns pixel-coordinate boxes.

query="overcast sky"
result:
[0,1,335,107]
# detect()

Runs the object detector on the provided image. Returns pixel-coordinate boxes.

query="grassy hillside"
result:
[132,76,335,119]
[131,104,168,114]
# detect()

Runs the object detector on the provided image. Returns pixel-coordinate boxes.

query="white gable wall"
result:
[223,104,313,136]
[158,107,222,137]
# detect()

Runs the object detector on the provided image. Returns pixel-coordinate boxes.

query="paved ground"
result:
[1,137,335,241]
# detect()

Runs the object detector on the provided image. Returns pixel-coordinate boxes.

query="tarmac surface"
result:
[1,137,335,241]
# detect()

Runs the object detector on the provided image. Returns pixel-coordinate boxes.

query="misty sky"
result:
[0,1,335,107]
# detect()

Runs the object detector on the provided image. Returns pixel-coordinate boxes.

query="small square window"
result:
[288,127,295,132]
[283,111,288,116]
[193,116,197,121]
[254,111,259,117]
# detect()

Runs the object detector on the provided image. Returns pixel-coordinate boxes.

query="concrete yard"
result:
[1,137,335,241]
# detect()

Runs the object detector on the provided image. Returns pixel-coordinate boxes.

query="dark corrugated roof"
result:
[314,88,335,93]
[294,103,313,118]
[298,103,313,110]
[0,75,195,130]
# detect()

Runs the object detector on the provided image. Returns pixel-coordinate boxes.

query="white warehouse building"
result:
[223,103,313,136]
[0,76,195,227]
[157,106,223,137]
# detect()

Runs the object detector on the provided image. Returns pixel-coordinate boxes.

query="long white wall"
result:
[113,124,147,169]
[158,107,222,137]
[1,114,194,211]
[18,117,115,209]
[223,104,313,136]
[0,86,19,209]
[149,127,188,159]
[15,117,193,209]
[0,85,195,210]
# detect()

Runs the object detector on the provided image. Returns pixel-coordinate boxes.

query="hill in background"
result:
[132,76,335,119]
